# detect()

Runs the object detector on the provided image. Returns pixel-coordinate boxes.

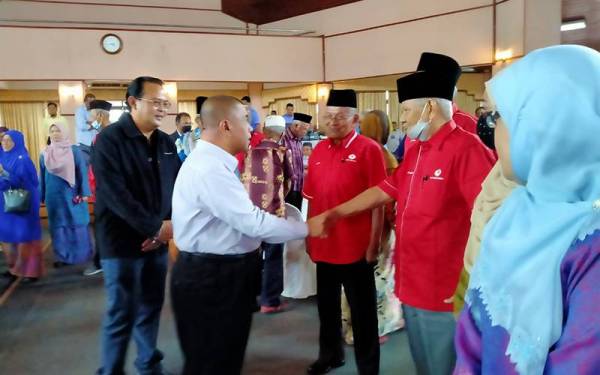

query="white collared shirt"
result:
[172,140,308,255]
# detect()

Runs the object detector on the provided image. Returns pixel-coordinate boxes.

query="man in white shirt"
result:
[42,102,67,129]
[171,96,308,375]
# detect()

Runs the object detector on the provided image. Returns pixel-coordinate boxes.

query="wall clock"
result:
[101,34,122,54]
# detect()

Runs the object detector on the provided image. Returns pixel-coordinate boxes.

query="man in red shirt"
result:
[309,54,495,375]
[303,89,386,375]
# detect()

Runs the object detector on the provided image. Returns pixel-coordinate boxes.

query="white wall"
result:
[264,0,491,36]
[524,0,561,52]
[0,0,234,33]
[0,28,323,82]
[325,7,494,81]
[496,0,525,58]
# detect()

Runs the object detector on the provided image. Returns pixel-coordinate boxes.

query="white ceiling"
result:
[0,0,492,36]
[0,80,311,90]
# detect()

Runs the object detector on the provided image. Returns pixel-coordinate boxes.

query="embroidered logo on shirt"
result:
[348,154,356,160]
[431,168,444,181]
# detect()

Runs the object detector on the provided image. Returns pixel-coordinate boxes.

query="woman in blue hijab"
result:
[454,45,600,374]
[0,130,43,283]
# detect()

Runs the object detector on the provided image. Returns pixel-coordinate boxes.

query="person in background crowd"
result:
[283,102,294,126]
[92,76,180,375]
[41,123,93,268]
[170,112,193,162]
[42,102,67,131]
[42,102,68,146]
[0,130,43,283]
[82,99,113,277]
[475,106,487,118]
[302,142,313,171]
[241,96,261,131]
[75,93,98,164]
[341,110,405,346]
[242,114,294,313]
[385,122,405,163]
[169,112,192,145]
[281,112,311,211]
[235,109,264,174]
[185,96,208,158]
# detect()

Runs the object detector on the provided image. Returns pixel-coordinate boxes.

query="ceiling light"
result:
[561,19,586,32]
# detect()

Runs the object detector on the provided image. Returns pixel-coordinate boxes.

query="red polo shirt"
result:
[453,104,478,135]
[378,121,495,312]
[303,130,387,264]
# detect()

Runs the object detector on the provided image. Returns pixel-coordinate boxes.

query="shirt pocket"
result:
[418,176,447,217]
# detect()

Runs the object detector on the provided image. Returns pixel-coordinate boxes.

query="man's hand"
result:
[365,243,380,263]
[0,163,4,174]
[141,221,173,252]
[156,220,173,242]
[308,210,338,238]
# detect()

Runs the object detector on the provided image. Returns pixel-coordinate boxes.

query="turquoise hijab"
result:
[468,45,600,374]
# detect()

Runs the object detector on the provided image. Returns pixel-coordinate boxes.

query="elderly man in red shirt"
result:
[303,89,386,375]
[309,54,495,375]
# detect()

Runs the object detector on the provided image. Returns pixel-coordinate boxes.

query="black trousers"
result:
[285,190,303,211]
[317,260,380,375]
[171,251,261,375]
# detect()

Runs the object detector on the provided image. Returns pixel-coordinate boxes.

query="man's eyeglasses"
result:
[322,113,352,123]
[137,98,171,110]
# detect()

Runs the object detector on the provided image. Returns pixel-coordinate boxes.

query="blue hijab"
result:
[468,45,600,374]
[0,130,29,172]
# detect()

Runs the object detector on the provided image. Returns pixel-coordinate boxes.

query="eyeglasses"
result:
[322,113,352,123]
[137,98,172,110]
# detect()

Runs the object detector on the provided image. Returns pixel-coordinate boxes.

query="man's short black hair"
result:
[47,102,58,108]
[84,93,96,101]
[241,96,251,103]
[302,142,313,148]
[175,112,191,124]
[125,76,164,110]
[286,103,294,108]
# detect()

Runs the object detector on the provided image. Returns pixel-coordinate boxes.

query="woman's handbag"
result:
[3,188,31,213]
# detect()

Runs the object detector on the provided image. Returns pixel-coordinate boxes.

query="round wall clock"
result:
[101,34,123,54]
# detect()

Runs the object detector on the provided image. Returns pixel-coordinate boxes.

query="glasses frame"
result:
[136,97,172,110]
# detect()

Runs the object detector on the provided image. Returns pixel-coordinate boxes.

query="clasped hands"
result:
[141,220,173,252]
[307,209,338,238]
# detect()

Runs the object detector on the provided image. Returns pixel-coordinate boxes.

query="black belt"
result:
[179,249,259,261]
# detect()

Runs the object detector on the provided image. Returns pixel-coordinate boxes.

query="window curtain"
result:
[388,91,400,129]
[357,92,386,114]
[0,102,47,170]
[267,98,316,121]
[177,101,197,118]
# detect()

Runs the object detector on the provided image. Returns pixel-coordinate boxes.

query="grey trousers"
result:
[402,304,456,375]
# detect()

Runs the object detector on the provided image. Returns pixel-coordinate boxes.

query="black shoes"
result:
[306,359,345,374]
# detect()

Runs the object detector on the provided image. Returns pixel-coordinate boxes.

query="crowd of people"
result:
[0,45,599,375]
